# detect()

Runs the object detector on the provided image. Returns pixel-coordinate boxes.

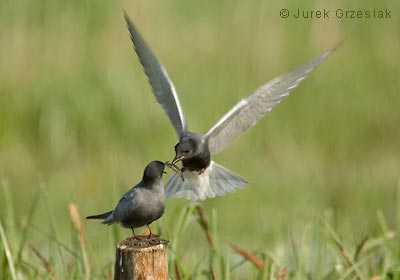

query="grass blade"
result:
[354,236,369,262]
[17,187,41,264]
[41,184,66,268]
[171,203,196,254]
[68,203,91,280]
[229,243,264,270]
[195,205,215,253]
[0,220,18,280]
[276,267,288,280]
[320,218,365,280]
[174,260,182,280]
[29,244,53,273]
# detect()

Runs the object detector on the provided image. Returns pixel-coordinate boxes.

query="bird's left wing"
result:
[125,13,188,137]
[206,45,338,155]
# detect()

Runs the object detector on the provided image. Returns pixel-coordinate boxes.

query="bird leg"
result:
[199,168,206,175]
[146,225,152,239]
[131,227,136,237]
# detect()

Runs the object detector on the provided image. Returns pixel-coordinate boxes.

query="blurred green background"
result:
[1,0,399,278]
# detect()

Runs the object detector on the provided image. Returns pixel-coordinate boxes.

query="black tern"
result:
[86,161,177,236]
[125,13,338,201]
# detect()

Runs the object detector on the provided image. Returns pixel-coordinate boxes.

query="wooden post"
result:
[114,235,169,280]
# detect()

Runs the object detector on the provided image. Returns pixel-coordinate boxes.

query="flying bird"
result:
[124,13,338,201]
[87,161,179,236]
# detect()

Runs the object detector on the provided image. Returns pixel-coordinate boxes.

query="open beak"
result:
[164,161,184,181]
[165,162,179,172]
[172,155,185,165]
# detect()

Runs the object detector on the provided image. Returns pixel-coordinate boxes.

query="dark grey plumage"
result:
[125,13,338,201]
[86,161,167,232]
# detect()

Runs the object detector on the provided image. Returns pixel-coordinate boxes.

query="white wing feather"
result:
[206,46,338,154]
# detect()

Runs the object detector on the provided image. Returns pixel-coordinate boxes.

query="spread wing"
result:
[125,13,188,137]
[206,45,338,154]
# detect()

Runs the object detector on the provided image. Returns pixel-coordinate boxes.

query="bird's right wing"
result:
[206,45,338,155]
[125,13,188,137]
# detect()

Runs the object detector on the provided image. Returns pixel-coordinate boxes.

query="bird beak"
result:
[164,162,181,174]
[164,161,184,182]
[172,155,185,165]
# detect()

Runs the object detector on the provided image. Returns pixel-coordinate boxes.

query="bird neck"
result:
[182,152,211,171]
[142,176,162,187]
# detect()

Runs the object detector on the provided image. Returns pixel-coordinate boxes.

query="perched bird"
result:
[125,13,338,201]
[86,161,178,236]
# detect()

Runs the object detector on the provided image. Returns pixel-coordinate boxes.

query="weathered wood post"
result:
[114,235,169,280]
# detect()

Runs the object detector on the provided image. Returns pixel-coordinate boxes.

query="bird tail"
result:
[165,161,248,201]
[86,211,112,220]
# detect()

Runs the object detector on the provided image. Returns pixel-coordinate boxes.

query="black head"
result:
[173,135,199,163]
[142,161,166,182]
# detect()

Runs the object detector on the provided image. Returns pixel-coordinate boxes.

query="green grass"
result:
[1,0,400,278]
